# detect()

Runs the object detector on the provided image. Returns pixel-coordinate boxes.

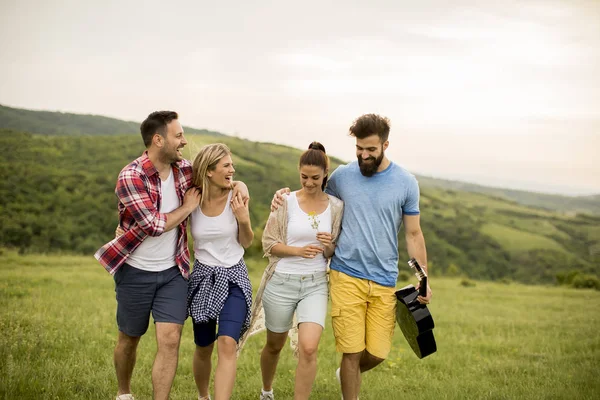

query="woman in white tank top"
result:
[240,142,344,400]
[186,143,254,400]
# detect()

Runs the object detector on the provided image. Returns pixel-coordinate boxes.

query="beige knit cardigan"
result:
[237,193,344,357]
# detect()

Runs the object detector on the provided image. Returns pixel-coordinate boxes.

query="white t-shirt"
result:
[275,191,332,274]
[127,169,179,272]
[191,191,244,267]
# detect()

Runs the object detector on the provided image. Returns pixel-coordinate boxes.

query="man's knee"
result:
[364,351,385,365]
[117,332,141,352]
[342,351,364,364]
[156,324,183,352]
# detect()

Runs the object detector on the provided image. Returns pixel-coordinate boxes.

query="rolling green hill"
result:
[0,129,598,286]
[416,175,600,216]
[2,104,598,215]
[0,104,224,137]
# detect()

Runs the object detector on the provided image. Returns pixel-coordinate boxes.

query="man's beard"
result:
[159,145,182,164]
[358,151,384,177]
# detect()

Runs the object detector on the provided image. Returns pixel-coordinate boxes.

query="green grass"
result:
[480,223,567,255]
[1,252,599,399]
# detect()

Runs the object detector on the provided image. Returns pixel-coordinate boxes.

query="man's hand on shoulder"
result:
[183,187,201,213]
[271,188,290,211]
[232,181,250,202]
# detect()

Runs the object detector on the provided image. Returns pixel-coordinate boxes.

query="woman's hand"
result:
[183,187,201,212]
[231,195,251,225]
[317,232,335,258]
[115,226,125,238]
[297,245,324,259]
[316,232,333,247]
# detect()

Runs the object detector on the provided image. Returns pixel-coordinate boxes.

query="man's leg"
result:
[339,347,385,399]
[359,351,385,373]
[362,281,397,374]
[113,264,154,397]
[340,352,363,400]
[152,322,183,400]
[151,267,188,400]
[329,270,369,400]
[114,332,141,396]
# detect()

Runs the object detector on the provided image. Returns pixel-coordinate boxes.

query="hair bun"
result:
[308,141,326,154]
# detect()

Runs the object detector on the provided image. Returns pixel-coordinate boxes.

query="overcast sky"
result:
[1,0,598,195]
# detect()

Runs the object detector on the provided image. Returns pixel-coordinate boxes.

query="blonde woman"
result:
[187,143,254,400]
[239,142,343,400]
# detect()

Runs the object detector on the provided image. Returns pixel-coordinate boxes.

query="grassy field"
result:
[1,251,599,400]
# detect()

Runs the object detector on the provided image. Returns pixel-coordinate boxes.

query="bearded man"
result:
[272,114,432,400]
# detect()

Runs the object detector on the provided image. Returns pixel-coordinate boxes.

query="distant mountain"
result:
[416,175,600,216]
[0,104,224,137]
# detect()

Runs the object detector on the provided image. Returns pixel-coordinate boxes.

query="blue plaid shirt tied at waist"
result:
[187,258,253,335]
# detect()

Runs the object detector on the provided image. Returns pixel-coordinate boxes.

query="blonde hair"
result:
[192,143,231,208]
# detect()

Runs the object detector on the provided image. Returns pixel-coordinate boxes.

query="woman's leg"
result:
[293,274,328,399]
[294,322,323,400]
[214,283,247,400]
[214,335,237,400]
[261,273,297,392]
[193,320,217,399]
[260,330,289,391]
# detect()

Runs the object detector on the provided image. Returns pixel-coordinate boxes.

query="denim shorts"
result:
[262,271,328,333]
[114,264,188,337]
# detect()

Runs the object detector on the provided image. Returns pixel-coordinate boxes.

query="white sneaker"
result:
[198,395,211,400]
[116,395,134,400]
[260,391,275,400]
[336,368,343,399]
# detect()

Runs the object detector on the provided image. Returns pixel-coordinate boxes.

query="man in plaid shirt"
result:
[95,111,204,400]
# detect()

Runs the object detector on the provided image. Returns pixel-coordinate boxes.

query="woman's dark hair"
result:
[140,111,179,148]
[299,141,329,190]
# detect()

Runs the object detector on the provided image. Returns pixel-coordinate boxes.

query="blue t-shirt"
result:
[325,161,420,287]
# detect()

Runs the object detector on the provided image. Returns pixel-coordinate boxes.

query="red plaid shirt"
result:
[95,151,193,278]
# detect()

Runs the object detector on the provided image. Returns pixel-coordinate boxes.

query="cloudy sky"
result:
[1,0,598,195]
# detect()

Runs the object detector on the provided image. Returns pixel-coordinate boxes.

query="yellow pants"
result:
[329,269,397,359]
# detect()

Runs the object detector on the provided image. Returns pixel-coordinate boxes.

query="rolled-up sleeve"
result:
[116,169,167,236]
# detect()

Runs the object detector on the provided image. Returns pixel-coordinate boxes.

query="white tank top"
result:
[127,169,179,272]
[191,191,244,267]
[275,191,332,274]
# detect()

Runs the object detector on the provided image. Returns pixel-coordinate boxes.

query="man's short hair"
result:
[140,111,179,148]
[349,114,391,143]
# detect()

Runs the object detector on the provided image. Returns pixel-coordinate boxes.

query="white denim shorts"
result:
[262,271,328,333]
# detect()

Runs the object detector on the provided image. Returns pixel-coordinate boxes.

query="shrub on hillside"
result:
[571,274,600,291]
[460,279,476,287]
[447,263,462,277]
[555,270,580,286]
